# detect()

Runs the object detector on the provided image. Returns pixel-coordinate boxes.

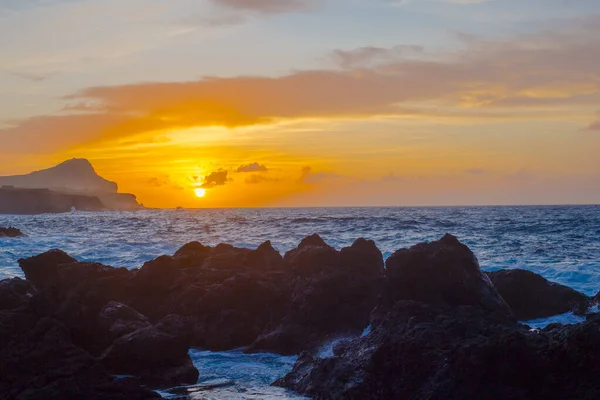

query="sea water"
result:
[1,206,599,398]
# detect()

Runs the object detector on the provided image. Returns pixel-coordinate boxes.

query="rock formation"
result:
[2,234,599,399]
[487,269,590,320]
[0,227,25,237]
[0,159,142,214]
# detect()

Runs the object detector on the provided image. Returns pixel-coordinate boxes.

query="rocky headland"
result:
[1,234,598,399]
[0,159,142,214]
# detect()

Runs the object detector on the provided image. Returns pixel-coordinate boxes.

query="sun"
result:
[194,188,206,198]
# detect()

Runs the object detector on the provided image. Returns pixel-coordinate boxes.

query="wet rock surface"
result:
[276,301,600,400]
[488,268,590,320]
[0,227,25,237]
[384,234,512,315]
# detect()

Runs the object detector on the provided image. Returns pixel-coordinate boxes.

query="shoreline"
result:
[2,233,600,398]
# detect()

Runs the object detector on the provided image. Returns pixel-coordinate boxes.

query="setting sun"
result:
[194,188,206,198]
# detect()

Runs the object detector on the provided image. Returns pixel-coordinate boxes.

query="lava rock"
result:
[0,278,35,311]
[384,234,513,316]
[0,227,25,237]
[100,325,199,387]
[18,249,77,289]
[276,300,600,400]
[249,237,384,355]
[487,269,590,320]
[0,279,159,400]
[98,301,152,342]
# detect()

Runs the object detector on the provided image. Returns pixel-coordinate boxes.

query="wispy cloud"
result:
[330,45,424,69]
[211,0,315,14]
[2,14,600,152]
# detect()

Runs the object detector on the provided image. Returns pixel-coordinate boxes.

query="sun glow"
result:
[194,188,206,198]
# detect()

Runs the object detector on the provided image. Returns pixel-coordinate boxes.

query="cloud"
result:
[188,0,314,27]
[146,175,184,190]
[3,14,600,153]
[589,120,600,131]
[245,174,280,184]
[2,69,56,82]
[237,162,269,173]
[201,169,230,188]
[465,168,486,175]
[331,45,424,69]
[211,0,314,14]
[299,166,346,185]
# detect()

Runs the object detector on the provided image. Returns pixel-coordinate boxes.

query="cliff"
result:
[0,159,143,214]
[0,188,105,215]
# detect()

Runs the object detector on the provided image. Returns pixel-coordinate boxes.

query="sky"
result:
[0,0,599,208]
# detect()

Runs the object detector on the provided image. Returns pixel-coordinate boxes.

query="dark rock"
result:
[244,241,284,271]
[0,227,25,237]
[100,325,199,387]
[277,301,600,400]
[488,269,590,320]
[19,258,134,355]
[249,237,384,355]
[283,234,338,277]
[18,249,77,289]
[173,241,212,268]
[0,280,159,399]
[98,301,152,342]
[0,278,35,311]
[384,234,512,316]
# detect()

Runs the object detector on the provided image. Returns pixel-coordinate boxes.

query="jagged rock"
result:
[384,234,512,316]
[0,278,35,310]
[283,234,338,277]
[98,301,152,342]
[100,325,199,387]
[276,301,600,400]
[248,237,384,355]
[0,227,25,237]
[488,269,590,320]
[18,249,77,289]
[0,279,159,399]
[19,255,134,355]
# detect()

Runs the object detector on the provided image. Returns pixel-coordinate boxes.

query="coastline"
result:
[2,230,600,398]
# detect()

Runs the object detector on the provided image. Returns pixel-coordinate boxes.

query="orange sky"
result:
[1,0,599,207]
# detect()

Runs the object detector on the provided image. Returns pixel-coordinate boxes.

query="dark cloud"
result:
[237,162,268,173]
[202,169,230,188]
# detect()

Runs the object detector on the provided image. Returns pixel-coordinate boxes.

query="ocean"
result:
[1,205,599,399]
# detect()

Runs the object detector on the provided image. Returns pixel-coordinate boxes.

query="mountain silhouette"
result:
[0,159,142,213]
[0,158,118,194]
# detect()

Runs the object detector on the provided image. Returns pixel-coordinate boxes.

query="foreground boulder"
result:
[16,253,199,388]
[488,269,589,320]
[276,301,600,400]
[0,278,159,400]
[384,234,512,316]
[101,324,199,387]
[18,249,77,289]
[248,237,384,355]
[0,227,25,237]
